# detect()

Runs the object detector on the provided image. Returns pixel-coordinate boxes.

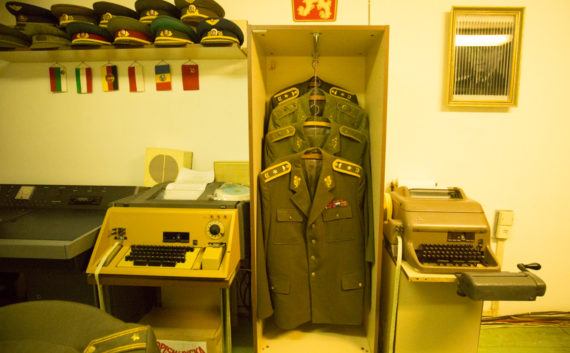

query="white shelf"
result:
[0,44,246,63]
[250,25,385,57]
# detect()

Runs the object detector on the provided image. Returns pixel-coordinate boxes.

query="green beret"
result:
[0,23,31,48]
[5,1,58,28]
[30,33,71,49]
[107,15,153,46]
[93,1,139,28]
[23,22,71,49]
[151,15,197,47]
[197,17,243,46]
[135,0,180,24]
[51,4,98,27]
[21,22,70,38]
[175,0,225,25]
[66,22,113,46]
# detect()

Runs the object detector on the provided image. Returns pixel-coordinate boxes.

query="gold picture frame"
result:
[447,7,524,107]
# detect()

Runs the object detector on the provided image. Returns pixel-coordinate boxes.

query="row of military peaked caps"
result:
[0,0,243,49]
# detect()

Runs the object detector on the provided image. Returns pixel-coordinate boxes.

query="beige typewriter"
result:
[86,206,241,280]
[385,186,500,274]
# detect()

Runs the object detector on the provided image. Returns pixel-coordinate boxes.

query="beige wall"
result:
[1,0,568,314]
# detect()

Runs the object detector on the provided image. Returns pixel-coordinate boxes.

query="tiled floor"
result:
[231,320,570,353]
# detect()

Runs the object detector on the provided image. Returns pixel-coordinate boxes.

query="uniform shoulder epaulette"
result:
[329,86,356,101]
[84,326,149,353]
[266,125,295,143]
[335,101,360,118]
[272,87,300,106]
[271,101,299,119]
[332,159,362,178]
[261,161,291,183]
[339,125,365,143]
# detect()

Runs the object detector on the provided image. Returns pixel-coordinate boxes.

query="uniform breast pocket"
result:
[273,208,305,244]
[322,206,354,242]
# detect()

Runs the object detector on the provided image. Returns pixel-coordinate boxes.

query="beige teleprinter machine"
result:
[381,186,545,353]
[86,183,245,281]
[385,186,500,273]
[86,207,240,279]
[86,183,248,353]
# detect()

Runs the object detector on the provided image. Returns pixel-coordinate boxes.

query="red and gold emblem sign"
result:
[292,0,337,21]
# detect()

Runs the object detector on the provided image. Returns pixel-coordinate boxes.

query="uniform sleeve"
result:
[363,143,375,263]
[256,176,274,320]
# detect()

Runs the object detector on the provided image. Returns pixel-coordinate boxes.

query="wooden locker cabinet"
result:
[247,25,389,353]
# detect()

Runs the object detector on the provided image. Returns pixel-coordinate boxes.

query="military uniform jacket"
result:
[257,149,368,329]
[267,91,368,133]
[270,79,359,111]
[264,120,368,169]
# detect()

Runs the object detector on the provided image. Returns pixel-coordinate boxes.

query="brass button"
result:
[311,272,316,277]
[311,224,316,229]
[310,255,316,261]
[358,282,363,287]
[311,239,316,244]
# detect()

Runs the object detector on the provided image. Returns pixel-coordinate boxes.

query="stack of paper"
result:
[163,168,215,200]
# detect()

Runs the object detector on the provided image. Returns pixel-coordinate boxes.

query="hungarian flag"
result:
[102,64,118,92]
[182,64,199,91]
[75,67,93,94]
[49,66,67,93]
[128,63,145,92]
[155,64,172,91]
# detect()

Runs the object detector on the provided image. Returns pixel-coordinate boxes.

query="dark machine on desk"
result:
[384,186,546,301]
[0,184,139,306]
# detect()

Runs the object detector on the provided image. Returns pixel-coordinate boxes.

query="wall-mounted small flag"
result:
[49,65,67,93]
[75,66,93,94]
[102,64,118,92]
[155,63,172,91]
[182,64,199,91]
[128,62,145,92]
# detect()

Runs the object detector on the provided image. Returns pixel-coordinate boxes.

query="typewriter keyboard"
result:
[122,245,196,268]
[415,244,486,266]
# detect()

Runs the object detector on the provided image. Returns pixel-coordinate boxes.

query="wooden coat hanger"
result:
[303,120,331,128]
[302,148,322,160]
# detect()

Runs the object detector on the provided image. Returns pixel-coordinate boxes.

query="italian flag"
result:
[128,63,144,92]
[75,67,93,94]
[102,65,119,92]
[49,66,67,93]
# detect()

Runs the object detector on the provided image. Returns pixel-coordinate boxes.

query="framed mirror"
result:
[447,7,525,107]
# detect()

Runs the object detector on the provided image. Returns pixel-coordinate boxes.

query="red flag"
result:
[292,0,337,21]
[182,64,199,91]
[128,63,144,92]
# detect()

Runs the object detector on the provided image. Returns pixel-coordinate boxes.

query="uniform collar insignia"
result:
[324,175,332,188]
[293,175,301,189]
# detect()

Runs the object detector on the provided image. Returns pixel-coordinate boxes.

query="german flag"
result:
[102,65,118,92]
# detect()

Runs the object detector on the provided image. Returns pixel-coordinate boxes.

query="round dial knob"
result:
[207,220,224,240]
